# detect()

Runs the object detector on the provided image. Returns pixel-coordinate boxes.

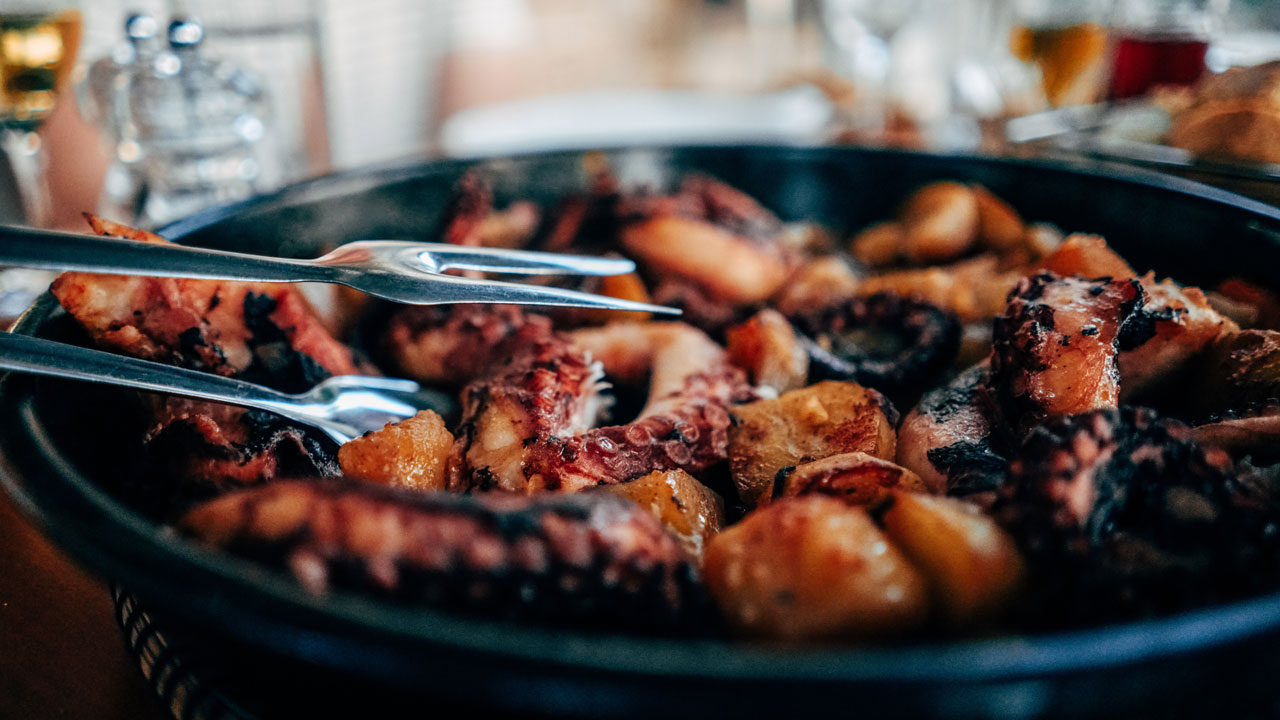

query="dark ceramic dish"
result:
[5,147,1280,719]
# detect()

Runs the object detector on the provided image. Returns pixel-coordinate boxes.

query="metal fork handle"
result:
[0,332,304,416]
[0,226,334,283]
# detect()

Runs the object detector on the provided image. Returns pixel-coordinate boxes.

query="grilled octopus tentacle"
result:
[994,407,1280,626]
[179,480,710,632]
[451,321,755,494]
[386,304,550,385]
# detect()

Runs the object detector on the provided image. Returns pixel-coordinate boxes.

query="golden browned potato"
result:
[1038,233,1136,280]
[578,272,654,325]
[728,381,896,508]
[703,496,930,641]
[880,491,1025,628]
[338,410,454,492]
[775,452,928,507]
[850,221,904,267]
[1022,223,1064,259]
[857,254,1022,323]
[595,469,725,563]
[772,256,861,317]
[971,185,1025,251]
[725,309,809,394]
[900,182,980,264]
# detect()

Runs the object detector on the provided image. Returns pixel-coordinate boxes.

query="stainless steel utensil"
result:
[0,332,451,444]
[0,225,679,314]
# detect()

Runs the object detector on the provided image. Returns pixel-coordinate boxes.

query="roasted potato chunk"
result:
[972,185,1025,251]
[704,496,930,641]
[900,182,980,264]
[881,491,1025,628]
[578,271,654,325]
[1038,234,1136,280]
[595,469,725,563]
[774,452,927,507]
[338,410,454,491]
[729,381,897,508]
[772,256,861,318]
[725,309,809,395]
[857,254,1022,324]
[850,221,904,267]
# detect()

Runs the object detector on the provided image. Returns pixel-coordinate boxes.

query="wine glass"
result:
[819,0,922,139]
[0,0,81,227]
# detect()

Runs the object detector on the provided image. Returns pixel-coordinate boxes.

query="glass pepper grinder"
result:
[83,12,162,222]
[126,15,271,227]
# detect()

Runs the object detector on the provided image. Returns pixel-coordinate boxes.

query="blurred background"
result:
[3,0,1280,235]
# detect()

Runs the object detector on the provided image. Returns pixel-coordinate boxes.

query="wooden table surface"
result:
[0,486,169,720]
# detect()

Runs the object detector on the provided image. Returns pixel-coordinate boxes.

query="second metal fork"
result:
[0,226,679,315]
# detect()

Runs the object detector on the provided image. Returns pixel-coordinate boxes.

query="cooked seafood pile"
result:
[49,171,1280,642]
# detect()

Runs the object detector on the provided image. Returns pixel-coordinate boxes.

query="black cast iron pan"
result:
[5,146,1280,719]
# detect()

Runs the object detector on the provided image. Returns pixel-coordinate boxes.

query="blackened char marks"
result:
[178,480,714,633]
[927,440,1008,500]
[137,404,339,516]
[1115,303,1181,352]
[240,292,332,392]
[995,406,1280,628]
[992,273,1144,432]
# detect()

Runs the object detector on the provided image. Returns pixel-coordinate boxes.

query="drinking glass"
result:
[1108,0,1226,100]
[819,0,922,136]
[0,0,80,226]
[0,0,79,323]
[1009,0,1113,107]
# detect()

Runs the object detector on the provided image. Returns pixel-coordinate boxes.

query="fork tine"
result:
[318,375,422,393]
[413,243,637,276]
[404,273,682,315]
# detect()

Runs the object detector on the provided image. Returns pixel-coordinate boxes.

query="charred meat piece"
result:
[897,360,1010,501]
[992,273,1144,433]
[385,304,553,384]
[996,407,1280,627]
[179,479,712,632]
[790,292,960,405]
[51,216,360,505]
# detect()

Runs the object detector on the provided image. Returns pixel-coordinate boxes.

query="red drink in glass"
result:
[1108,32,1209,99]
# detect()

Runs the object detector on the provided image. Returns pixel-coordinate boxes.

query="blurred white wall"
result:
[320,0,451,167]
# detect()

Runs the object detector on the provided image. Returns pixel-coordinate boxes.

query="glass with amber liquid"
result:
[1009,0,1113,108]
[0,3,78,322]
[0,8,80,132]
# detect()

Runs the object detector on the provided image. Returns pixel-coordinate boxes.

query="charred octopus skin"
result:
[386,304,548,385]
[896,361,1009,500]
[179,480,710,632]
[790,292,960,405]
[996,407,1280,627]
[50,215,360,506]
[450,320,755,494]
[992,273,1144,433]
